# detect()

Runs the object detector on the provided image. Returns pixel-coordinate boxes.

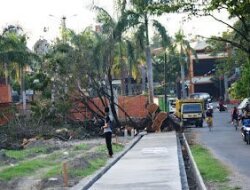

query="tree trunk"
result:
[108,68,121,128]
[180,62,186,99]
[51,80,55,103]
[20,66,26,111]
[4,62,8,85]
[141,65,146,93]
[223,74,229,102]
[107,53,121,128]
[145,14,154,103]
[51,65,57,103]
[119,44,126,95]
[127,57,133,95]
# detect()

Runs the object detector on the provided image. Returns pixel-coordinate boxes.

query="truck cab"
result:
[175,99,204,127]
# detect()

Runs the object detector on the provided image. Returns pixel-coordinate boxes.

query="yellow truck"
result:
[175,99,204,127]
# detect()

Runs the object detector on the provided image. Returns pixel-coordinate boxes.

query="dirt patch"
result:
[0,137,125,190]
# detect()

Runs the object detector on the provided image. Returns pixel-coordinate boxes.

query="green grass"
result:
[46,151,63,161]
[73,143,88,151]
[69,158,107,178]
[44,164,62,178]
[96,143,124,153]
[113,143,124,152]
[4,146,49,160]
[44,143,123,179]
[0,158,55,181]
[190,144,230,183]
[44,158,108,179]
[218,186,242,190]
[96,144,107,153]
[0,143,124,181]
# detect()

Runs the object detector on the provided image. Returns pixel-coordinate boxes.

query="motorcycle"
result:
[241,119,250,144]
[216,103,227,112]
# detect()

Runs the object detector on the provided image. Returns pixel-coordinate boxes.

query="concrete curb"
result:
[70,133,145,190]
[176,133,189,190]
[182,133,207,190]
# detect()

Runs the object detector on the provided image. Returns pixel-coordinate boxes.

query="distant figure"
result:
[231,106,239,124]
[206,108,213,131]
[102,107,113,158]
[218,97,226,111]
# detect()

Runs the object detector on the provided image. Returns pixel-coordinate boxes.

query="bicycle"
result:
[206,117,213,131]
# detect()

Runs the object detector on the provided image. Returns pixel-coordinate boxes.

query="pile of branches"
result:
[0,114,105,150]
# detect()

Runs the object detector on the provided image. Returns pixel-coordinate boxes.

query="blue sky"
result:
[0,0,233,49]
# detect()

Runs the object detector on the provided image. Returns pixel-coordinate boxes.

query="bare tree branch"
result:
[208,13,250,43]
[199,35,249,54]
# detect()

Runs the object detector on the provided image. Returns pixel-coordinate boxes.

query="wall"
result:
[0,103,12,126]
[0,85,11,103]
[0,85,12,125]
[118,95,148,118]
[70,95,149,121]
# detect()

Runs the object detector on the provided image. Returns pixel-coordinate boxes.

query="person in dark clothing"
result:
[231,106,240,130]
[231,106,239,123]
[206,108,213,117]
[102,107,113,158]
[206,108,213,130]
[219,97,226,111]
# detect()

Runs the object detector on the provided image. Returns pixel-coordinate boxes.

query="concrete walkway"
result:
[88,132,182,190]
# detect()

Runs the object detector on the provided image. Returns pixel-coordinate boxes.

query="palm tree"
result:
[174,29,194,98]
[119,0,171,103]
[0,25,23,85]
[125,39,143,95]
[0,25,36,111]
[94,4,130,95]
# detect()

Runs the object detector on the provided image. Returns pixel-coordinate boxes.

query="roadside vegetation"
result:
[191,144,241,190]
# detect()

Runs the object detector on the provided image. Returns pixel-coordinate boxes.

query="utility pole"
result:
[178,44,187,99]
[61,16,66,43]
[180,62,186,99]
[164,53,167,112]
[224,43,230,102]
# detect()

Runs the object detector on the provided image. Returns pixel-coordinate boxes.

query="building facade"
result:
[188,41,228,100]
[186,42,228,99]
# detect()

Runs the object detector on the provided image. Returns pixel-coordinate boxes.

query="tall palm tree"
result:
[0,25,36,111]
[0,26,23,85]
[119,0,171,103]
[174,29,193,98]
[94,5,130,95]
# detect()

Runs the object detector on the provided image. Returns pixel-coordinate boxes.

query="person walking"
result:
[102,107,113,158]
[206,108,213,131]
[231,106,239,129]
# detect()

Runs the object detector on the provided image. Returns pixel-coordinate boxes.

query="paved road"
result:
[190,106,250,182]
